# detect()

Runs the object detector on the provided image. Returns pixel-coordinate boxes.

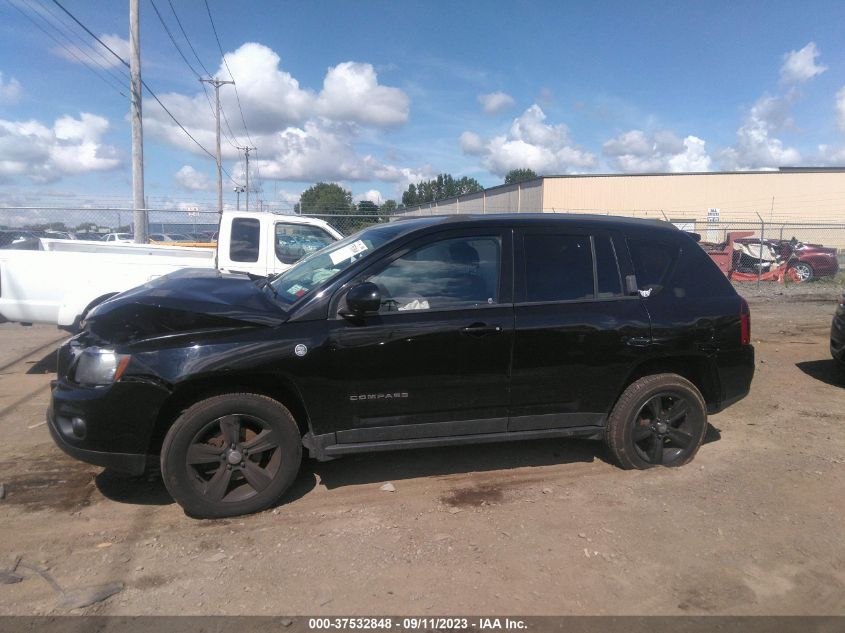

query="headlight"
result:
[73,347,131,386]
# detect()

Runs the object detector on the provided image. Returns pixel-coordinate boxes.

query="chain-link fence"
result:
[0,206,389,243]
[1,206,842,289]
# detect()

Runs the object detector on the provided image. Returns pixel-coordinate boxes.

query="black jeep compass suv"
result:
[48,214,754,518]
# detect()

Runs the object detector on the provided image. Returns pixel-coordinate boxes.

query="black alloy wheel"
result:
[630,392,702,466]
[161,393,301,518]
[604,374,708,470]
[186,414,282,503]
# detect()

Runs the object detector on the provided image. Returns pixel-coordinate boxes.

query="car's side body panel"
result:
[47,214,756,475]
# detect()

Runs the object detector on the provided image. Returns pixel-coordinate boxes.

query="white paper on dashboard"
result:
[329,240,368,265]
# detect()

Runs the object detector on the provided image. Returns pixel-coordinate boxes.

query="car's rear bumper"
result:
[710,345,755,413]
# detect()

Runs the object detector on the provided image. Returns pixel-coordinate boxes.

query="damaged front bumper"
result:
[48,377,172,475]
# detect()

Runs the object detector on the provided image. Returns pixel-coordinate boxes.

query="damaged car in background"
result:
[700,231,839,283]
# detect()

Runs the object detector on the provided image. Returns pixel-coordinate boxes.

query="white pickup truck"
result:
[0,210,342,330]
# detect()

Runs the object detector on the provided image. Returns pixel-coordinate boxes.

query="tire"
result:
[161,393,302,518]
[604,374,707,470]
[792,262,814,282]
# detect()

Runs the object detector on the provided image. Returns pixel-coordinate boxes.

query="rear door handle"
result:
[623,336,652,348]
[460,322,503,336]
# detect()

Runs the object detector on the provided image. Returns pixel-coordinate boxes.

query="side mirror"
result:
[342,282,381,317]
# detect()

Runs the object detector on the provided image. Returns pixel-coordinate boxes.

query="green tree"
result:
[296,182,354,231]
[504,168,538,185]
[356,200,380,217]
[401,173,483,206]
[379,199,397,217]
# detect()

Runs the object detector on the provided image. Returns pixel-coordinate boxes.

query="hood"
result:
[84,268,287,342]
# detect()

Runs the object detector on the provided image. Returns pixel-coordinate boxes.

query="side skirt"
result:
[302,426,604,462]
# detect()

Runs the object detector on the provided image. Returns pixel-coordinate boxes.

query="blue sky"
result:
[1,0,844,210]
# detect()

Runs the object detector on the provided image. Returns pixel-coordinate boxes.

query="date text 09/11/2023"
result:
[307,617,528,630]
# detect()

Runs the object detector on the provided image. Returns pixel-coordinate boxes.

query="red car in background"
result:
[734,237,839,281]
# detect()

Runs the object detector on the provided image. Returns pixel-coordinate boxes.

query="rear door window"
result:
[523,234,594,302]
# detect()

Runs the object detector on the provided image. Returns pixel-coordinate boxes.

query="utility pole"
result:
[129,0,146,243]
[238,145,256,211]
[200,78,234,214]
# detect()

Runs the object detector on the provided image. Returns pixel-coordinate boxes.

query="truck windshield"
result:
[269,222,406,305]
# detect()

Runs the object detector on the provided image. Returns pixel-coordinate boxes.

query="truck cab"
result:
[216,212,343,276]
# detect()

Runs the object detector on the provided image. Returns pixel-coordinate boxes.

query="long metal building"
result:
[393,167,845,246]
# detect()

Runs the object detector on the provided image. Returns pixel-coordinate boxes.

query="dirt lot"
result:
[0,287,843,616]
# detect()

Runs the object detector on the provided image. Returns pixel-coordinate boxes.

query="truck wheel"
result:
[604,374,707,470]
[792,262,814,282]
[161,393,302,518]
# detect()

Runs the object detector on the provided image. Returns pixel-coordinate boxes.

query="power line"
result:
[146,0,237,149]
[30,0,129,85]
[166,0,211,77]
[148,0,239,149]
[203,0,254,146]
[49,0,228,172]
[4,0,127,98]
[148,0,202,79]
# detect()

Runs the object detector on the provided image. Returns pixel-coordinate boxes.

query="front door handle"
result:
[623,336,652,348]
[460,322,503,336]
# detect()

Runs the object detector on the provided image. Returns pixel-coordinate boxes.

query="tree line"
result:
[296,168,539,229]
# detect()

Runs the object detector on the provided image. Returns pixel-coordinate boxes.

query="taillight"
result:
[740,297,751,345]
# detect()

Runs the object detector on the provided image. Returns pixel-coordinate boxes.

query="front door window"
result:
[367,235,501,312]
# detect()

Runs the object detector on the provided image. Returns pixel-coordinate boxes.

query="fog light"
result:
[71,416,86,439]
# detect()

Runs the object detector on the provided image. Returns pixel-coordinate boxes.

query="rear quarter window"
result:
[630,235,735,298]
[627,238,677,293]
[671,243,736,298]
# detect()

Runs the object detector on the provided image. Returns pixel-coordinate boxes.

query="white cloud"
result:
[603,129,711,172]
[0,113,120,183]
[274,189,302,208]
[836,86,845,134]
[478,91,515,115]
[780,42,827,84]
[719,94,800,170]
[175,165,212,191]
[0,72,22,104]
[143,43,420,186]
[317,62,409,126]
[815,144,845,164]
[355,189,382,204]
[667,136,712,172]
[460,105,596,176]
[241,120,428,185]
[459,131,485,155]
[55,34,130,69]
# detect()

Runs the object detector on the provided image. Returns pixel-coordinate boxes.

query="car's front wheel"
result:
[792,262,814,282]
[604,374,707,470]
[161,393,302,518]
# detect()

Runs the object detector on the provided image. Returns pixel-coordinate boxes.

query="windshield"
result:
[268,222,407,305]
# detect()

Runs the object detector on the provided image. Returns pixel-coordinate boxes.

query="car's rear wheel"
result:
[161,393,301,518]
[792,262,814,282]
[604,374,707,470]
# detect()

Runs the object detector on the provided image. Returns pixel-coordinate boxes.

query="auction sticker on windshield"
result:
[329,239,368,265]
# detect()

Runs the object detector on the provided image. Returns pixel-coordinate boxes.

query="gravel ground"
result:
[0,288,842,616]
